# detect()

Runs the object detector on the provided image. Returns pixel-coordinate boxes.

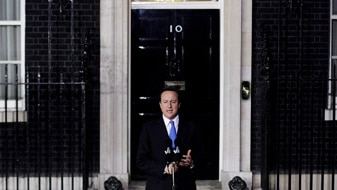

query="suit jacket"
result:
[136,115,205,190]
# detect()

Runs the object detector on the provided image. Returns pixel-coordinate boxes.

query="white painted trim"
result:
[132,2,221,9]
[218,0,225,180]
[21,0,26,111]
[0,21,21,25]
[0,61,21,64]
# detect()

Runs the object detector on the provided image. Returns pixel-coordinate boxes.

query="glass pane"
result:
[0,0,20,20]
[0,64,5,98]
[333,59,337,96]
[334,0,337,14]
[0,26,21,61]
[0,64,20,99]
[333,20,337,56]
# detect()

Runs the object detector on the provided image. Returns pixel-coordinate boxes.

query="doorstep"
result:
[128,180,222,190]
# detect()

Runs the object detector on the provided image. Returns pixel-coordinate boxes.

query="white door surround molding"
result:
[99,0,252,189]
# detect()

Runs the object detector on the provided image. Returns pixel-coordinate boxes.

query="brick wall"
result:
[0,0,99,176]
[251,0,330,173]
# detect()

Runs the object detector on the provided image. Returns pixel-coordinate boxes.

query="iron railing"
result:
[0,80,89,190]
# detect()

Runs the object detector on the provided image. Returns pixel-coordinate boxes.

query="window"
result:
[0,0,25,112]
[326,0,337,119]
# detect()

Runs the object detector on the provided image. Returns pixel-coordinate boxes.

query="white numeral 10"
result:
[169,25,183,33]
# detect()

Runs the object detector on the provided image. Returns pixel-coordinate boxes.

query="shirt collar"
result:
[162,115,179,127]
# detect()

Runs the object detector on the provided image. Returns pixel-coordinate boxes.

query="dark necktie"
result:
[169,120,177,149]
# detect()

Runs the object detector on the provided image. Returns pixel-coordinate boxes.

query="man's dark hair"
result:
[159,86,180,102]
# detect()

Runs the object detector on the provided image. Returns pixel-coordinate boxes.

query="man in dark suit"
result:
[136,87,205,190]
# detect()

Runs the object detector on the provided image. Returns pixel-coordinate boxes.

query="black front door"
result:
[131,9,219,180]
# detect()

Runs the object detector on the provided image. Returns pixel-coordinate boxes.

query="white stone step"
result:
[129,180,222,190]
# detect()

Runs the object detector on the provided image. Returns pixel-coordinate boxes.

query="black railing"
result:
[256,0,337,189]
[0,81,89,190]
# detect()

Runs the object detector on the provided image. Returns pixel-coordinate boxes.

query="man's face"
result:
[159,90,180,120]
